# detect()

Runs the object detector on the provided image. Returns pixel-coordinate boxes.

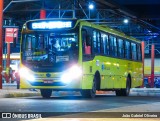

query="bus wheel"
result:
[116,77,131,96]
[81,76,97,98]
[40,89,52,98]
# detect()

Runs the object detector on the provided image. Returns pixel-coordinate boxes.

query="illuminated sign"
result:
[32,21,72,29]
[5,28,18,43]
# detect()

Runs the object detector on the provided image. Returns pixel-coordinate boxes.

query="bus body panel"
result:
[20,65,82,89]
[20,73,82,89]
[82,56,143,90]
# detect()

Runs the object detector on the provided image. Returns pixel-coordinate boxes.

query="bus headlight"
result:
[19,68,35,82]
[61,65,82,84]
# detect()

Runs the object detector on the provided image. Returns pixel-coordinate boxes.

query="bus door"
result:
[82,27,93,83]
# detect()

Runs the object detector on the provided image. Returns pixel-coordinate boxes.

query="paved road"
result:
[0,93,160,113]
[0,93,160,121]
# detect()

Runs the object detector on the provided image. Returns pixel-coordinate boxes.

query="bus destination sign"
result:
[26,20,74,30]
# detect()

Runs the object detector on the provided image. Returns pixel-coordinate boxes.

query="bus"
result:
[20,19,143,98]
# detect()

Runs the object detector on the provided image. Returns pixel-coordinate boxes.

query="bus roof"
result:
[77,19,141,43]
[23,18,141,43]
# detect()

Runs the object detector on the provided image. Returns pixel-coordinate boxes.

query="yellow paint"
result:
[82,56,143,89]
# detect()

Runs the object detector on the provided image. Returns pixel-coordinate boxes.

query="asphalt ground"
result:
[1,84,160,121]
[1,83,160,98]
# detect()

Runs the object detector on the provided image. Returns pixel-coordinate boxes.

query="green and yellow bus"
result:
[20,19,143,98]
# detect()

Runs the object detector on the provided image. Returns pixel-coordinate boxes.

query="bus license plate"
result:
[43,80,53,83]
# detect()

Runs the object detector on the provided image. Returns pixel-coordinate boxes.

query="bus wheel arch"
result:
[125,74,131,96]
[116,74,131,96]
[80,71,100,98]
[127,74,132,88]
[95,71,101,90]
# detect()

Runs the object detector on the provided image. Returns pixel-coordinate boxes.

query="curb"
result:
[131,88,160,93]
[0,92,41,98]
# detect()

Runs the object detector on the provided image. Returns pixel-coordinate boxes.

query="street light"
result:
[89,3,94,10]
[88,3,94,19]
[123,19,129,24]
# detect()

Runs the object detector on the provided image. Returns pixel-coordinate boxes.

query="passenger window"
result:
[109,35,114,56]
[101,33,109,55]
[125,41,131,59]
[93,30,97,53]
[113,37,117,57]
[118,38,124,58]
[109,35,117,56]
[131,43,137,60]
[137,44,142,61]
[97,32,101,53]
[93,30,101,54]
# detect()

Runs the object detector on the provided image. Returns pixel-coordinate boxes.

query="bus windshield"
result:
[21,31,78,72]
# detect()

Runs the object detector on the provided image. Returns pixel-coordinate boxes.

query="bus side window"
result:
[125,41,131,59]
[137,44,142,61]
[113,37,118,57]
[109,35,114,56]
[131,43,137,60]
[82,29,91,55]
[97,31,101,54]
[101,33,105,54]
[93,30,97,53]
[106,35,109,55]
[101,32,109,55]
[93,30,101,54]
[118,38,124,58]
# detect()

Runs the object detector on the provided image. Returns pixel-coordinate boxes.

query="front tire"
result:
[40,89,52,98]
[116,77,131,96]
[81,77,97,98]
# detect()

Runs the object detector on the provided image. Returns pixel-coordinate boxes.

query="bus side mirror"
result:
[86,35,91,46]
